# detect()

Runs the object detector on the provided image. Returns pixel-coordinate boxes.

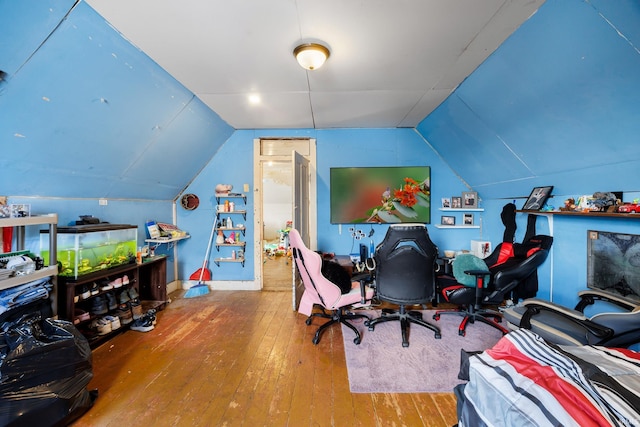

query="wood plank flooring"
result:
[72,290,458,427]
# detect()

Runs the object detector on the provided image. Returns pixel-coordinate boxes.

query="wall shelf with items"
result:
[213,193,247,267]
[435,207,483,229]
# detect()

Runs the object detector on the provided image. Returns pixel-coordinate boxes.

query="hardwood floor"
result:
[72,290,458,427]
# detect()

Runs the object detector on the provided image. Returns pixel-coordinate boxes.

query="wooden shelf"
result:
[516,210,640,219]
[439,208,484,212]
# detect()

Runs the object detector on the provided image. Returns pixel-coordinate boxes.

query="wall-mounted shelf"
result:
[213,258,245,267]
[145,235,190,250]
[516,210,640,219]
[434,225,480,229]
[439,208,484,212]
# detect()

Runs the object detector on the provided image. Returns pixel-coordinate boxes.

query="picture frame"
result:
[462,191,478,209]
[441,215,455,226]
[522,186,554,211]
[441,197,451,208]
[451,196,462,209]
[463,213,474,225]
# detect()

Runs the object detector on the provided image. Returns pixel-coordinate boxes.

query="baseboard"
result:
[181,280,260,291]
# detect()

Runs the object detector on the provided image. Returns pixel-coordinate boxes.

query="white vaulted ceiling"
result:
[86,0,545,129]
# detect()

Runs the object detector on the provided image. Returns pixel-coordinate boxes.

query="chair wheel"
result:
[402,342,409,348]
[433,314,440,320]
[434,333,442,339]
[305,318,312,325]
[353,337,361,345]
[367,326,375,331]
[458,330,466,337]
[364,320,370,326]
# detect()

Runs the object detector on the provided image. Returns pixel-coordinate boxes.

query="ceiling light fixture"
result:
[293,43,330,70]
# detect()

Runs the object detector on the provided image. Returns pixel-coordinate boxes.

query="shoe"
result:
[80,285,91,300]
[112,277,123,288]
[122,275,130,287]
[128,287,143,319]
[105,314,121,331]
[116,302,133,325]
[143,308,157,326]
[90,295,108,315]
[100,280,113,291]
[128,287,140,303]
[130,316,154,332]
[118,289,130,304]
[106,291,118,311]
[92,317,112,335]
[90,282,100,296]
[74,308,90,324]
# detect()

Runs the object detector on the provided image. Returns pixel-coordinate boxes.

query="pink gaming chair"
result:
[289,229,374,345]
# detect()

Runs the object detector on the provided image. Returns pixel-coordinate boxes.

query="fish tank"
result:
[41,224,137,278]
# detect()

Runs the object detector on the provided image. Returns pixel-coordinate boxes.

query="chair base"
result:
[306,307,370,345]
[433,307,509,337]
[366,306,441,347]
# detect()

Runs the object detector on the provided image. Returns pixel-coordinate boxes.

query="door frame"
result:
[253,138,317,290]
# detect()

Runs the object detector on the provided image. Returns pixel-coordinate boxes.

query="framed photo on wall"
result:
[462,191,478,208]
[522,186,554,211]
[463,213,474,225]
[441,197,451,208]
[441,215,455,226]
[451,196,462,209]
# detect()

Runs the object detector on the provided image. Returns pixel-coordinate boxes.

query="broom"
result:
[185,221,215,298]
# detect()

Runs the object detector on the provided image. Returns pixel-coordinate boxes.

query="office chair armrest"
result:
[520,299,614,339]
[575,290,637,312]
[352,272,373,305]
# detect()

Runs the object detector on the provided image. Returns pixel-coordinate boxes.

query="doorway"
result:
[253,138,317,293]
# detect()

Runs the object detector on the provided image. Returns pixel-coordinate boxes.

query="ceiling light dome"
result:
[293,43,330,70]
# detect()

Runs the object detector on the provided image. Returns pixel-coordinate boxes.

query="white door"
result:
[292,151,310,310]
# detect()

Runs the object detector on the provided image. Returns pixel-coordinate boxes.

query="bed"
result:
[456,329,640,426]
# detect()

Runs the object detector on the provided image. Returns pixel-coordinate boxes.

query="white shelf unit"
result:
[213,194,247,267]
[436,207,484,229]
[0,214,58,291]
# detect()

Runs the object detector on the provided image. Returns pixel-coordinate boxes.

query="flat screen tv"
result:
[587,230,640,304]
[330,166,431,224]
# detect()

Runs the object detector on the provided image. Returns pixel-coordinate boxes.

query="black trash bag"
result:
[0,314,96,427]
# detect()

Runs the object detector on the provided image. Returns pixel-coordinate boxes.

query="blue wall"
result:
[3,0,640,309]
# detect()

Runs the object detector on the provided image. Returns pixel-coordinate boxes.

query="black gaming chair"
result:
[365,224,441,347]
[434,235,553,336]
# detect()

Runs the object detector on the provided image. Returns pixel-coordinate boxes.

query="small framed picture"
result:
[522,186,554,211]
[462,191,478,208]
[451,196,462,209]
[463,213,474,225]
[441,215,455,226]
[441,197,451,208]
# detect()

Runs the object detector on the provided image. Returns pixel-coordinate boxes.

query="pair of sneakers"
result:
[91,315,121,335]
[130,308,158,333]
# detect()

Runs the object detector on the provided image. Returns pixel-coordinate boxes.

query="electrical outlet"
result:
[99,199,108,206]
[243,183,249,192]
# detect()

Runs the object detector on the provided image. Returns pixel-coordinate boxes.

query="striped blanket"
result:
[458,329,640,427]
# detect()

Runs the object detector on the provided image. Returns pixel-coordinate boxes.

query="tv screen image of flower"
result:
[330,166,431,224]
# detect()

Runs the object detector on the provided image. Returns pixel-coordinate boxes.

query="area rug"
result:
[341,310,504,393]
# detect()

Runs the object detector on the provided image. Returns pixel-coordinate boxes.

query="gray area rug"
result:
[341,309,504,393]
